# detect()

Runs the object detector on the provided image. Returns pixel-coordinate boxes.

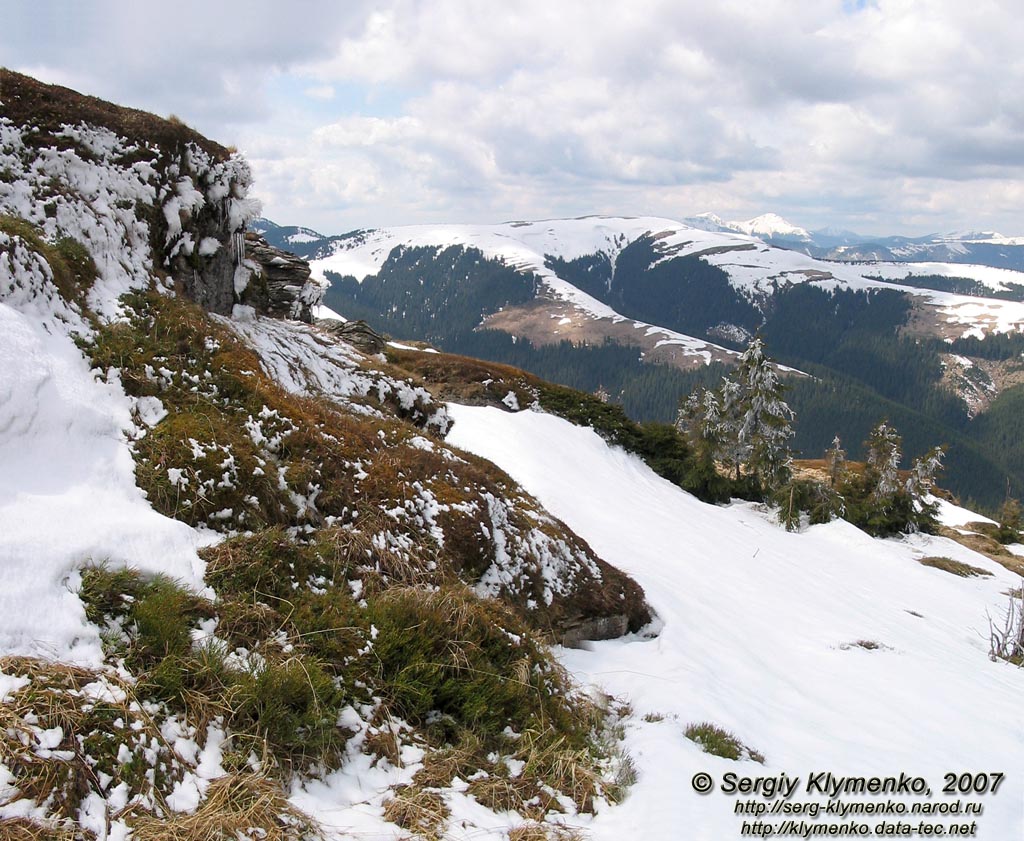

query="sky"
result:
[3,0,1024,236]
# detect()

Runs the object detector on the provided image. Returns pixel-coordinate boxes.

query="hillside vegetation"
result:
[0,72,648,840]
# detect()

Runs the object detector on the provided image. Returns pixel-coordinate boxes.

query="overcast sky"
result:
[4,0,1024,236]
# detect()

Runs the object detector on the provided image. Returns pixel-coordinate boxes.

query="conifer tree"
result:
[678,387,724,468]
[996,497,1022,544]
[825,434,846,489]
[904,445,944,532]
[905,445,945,500]
[717,377,747,481]
[733,336,795,490]
[866,420,902,504]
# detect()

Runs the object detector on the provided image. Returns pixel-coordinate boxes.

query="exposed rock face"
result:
[560,613,630,648]
[240,233,323,323]
[319,317,387,353]
[0,69,321,325]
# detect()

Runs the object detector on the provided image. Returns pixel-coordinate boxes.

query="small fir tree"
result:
[717,377,747,481]
[996,497,1022,544]
[866,420,902,504]
[825,434,846,489]
[733,336,795,491]
[904,445,945,532]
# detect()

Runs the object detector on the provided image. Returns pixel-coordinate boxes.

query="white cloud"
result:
[7,0,1024,234]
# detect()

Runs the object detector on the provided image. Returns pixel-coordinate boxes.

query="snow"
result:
[311,217,753,363]
[223,313,451,435]
[0,118,263,664]
[0,302,205,664]
[387,340,439,353]
[934,498,997,527]
[868,261,1024,293]
[286,231,322,244]
[731,212,811,241]
[313,303,346,321]
[447,404,1024,840]
[311,216,1024,341]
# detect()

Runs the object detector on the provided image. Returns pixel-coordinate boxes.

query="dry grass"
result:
[1,69,228,160]
[467,772,556,821]
[508,823,586,841]
[384,346,539,408]
[128,773,320,841]
[919,556,993,578]
[0,817,85,840]
[363,707,405,768]
[382,785,450,840]
[840,639,888,651]
[937,526,1024,576]
[0,656,179,823]
[515,730,604,815]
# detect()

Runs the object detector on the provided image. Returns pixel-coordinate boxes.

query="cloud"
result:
[7,0,1024,234]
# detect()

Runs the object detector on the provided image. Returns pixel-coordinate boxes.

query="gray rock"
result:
[240,233,322,323]
[319,318,387,354]
[559,613,630,648]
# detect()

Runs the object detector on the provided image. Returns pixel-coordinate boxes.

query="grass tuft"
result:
[0,817,84,840]
[684,721,765,764]
[382,785,450,840]
[128,772,321,840]
[508,824,586,841]
[918,556,992,578]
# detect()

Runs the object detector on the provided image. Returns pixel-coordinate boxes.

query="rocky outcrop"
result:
[239,233,324,323]
[0,69,321,325]
[319,317,387,353]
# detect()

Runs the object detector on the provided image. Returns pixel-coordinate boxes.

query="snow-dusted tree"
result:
[717,376,748,480]
[905,445,945,500]
[733,336,795,489]
[594,384,610,404]
[866,420,902,503]
[677,387,723,462]
[905,445,944,532]
[675,390,700,435]
[825,435,846,489]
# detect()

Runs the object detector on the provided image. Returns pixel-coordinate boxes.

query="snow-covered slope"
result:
[448,405,1024,840]
[312,216,1024,341]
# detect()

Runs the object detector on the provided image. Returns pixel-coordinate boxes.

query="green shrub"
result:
[234,656,346,765]
[366,586,587,748]
[773,478,844,530]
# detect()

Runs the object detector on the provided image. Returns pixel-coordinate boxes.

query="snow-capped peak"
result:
[682,212,731,232]
[732,213,812,241]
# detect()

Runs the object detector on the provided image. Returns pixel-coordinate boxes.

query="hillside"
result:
[296,217,1024,509]
[0,71,652,839]
[2,71,1024,841]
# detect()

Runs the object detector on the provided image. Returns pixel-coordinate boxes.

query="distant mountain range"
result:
[253,212,1024,271]
[677,212,1024,268]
